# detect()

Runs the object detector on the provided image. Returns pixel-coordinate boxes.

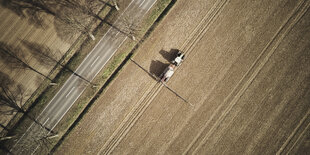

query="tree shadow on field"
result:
[149,60,169,78]
[159,49,180,62]
[98,0,114,8]
[0,0,57,28]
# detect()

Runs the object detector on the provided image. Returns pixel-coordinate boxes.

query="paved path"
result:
[10,0,157,154]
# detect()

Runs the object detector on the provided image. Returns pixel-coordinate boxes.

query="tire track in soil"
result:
[98,80,163,155]
[157,0,231,153]
[277,108,310,154]
[180,0,229,57]
[185,1,310,154]
[275,4,310,154]
[97,0,230,154]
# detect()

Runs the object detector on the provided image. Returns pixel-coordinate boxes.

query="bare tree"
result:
[0,0,57,15]
[111,0,120,10]
[33,131,57,154]
[0,42,52,81]
[0,72,27,115]
[0,122,9,132]
[56,7,96,40]
[0,141,11,154]
[0,72,56,146]
[0,0,103,40]
[0,72,55,153]
[21,41,94,85]
[0,0,124,41]
[118,15,142,41]
[0,136,14,141]
[0,0,57,27]
[65,0,105,20]
[53,0,112,41]
[21,41,61,68]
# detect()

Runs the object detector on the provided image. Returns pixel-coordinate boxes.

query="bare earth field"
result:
[56,0,310,154]
[0,5,72,131]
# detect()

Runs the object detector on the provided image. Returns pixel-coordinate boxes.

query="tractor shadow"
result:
[159,49,180,62]
[149,60,169,78]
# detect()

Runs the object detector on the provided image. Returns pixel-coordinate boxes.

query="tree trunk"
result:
[89,33,95,40]
[131,35,136,41]
[49,83,58,86]
[0,136,14,141]
[112,0,120,10]
[46,134,59,139]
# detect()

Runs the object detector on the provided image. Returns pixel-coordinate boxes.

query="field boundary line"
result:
[183,0,308,154]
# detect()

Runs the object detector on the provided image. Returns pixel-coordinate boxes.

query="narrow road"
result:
[10,0,157,154]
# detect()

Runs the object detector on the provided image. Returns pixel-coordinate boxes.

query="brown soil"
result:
[55,0,310,154]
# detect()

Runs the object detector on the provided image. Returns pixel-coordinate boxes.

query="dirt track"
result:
[56,0,310,154]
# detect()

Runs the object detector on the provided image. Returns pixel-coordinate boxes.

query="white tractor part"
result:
[172,51,185,66]
[161,64,175,82]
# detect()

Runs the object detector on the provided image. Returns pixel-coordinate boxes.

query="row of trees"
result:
[0,43,61,153]
[0,0,141,152]
[0,0,109,132]
[0,71,26,116]
[1,0,101,40]
[0,0,142,116]
[0,0,141,125]
[0,0,138,41]
[0,0,118,133]
[0,41,92,83]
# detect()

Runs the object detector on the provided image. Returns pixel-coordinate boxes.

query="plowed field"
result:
[56,0,310,154]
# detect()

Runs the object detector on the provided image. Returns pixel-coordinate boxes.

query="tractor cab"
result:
[160,64,176,82]
[172,50,185,66]
[160,50,185,83]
